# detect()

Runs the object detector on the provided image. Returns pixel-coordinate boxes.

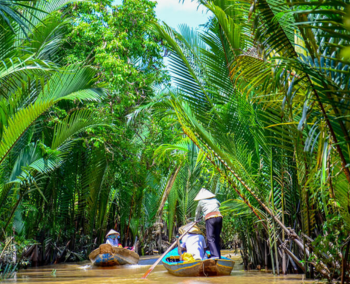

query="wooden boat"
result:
[162,248,235,277]
[89,244,139,266]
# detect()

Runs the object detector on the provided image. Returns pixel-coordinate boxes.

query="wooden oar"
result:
[141,220,199,279]
[177,238,182,261]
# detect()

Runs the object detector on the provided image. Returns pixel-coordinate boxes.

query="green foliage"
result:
[145,0,350,278]
[0,0,178,271]
[64,0,169,107]
[0,263,17,280]
[1,0,349,280]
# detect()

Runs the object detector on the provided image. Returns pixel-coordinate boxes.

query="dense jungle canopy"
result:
[0,0,350,281]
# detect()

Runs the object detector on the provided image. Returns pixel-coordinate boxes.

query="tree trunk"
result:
[265,241,268,272]
[341,239,350,284]
[156,165,181,217]
[3,193,23,235]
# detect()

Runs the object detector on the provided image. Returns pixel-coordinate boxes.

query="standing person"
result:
[195,188,223,259]
[179,224,207,260]
[105,229,120,247]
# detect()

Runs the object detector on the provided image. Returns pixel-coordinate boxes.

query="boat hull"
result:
[89,245,139,267]
[162,248,235,277]
[91,253,133,266]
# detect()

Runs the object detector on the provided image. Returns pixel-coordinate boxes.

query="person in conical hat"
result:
[178,224,207,260]
[178,224,203,235]
[195,188,223,259]
[105,229,121,247]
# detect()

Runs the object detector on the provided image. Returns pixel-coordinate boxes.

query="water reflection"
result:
[3,254,308,284]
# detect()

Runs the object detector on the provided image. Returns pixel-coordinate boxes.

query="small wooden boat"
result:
[162,248,235,277]
[89,244,139,266]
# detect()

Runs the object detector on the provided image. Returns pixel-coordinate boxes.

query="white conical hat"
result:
[179,224,203,236]
[194,188,215,201]
[106,229,120,237]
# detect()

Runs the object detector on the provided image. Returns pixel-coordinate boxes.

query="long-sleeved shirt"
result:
[106,238,119,247]
[195,198,221,220]
[181,234,206,260]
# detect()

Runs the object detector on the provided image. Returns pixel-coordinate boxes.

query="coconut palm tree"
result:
[0,0,108,245]
[147,0,350,278]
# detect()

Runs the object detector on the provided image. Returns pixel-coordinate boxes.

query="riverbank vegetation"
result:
[0,0,350,282]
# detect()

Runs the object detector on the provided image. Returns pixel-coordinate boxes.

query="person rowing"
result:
[178,224,207,260]
[194,188,223,259]
[105,229,121,247]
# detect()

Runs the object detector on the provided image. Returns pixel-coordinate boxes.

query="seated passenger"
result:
[179,224,207,260]
[106,229,120,247]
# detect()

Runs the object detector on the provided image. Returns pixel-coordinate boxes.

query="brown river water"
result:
[3,251,309,284]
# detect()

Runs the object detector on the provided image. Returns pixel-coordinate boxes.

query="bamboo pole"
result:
[270,151,279,275]
[281,170,286,275]
[265,241,268,272]
[268,228,275,275]
[273,221,280,275]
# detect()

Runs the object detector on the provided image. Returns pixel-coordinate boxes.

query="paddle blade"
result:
[142,267,153,279]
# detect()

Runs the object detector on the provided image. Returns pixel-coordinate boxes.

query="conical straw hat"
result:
[194,188,215,201]
[106,229,120,237]
[179,224,203,236]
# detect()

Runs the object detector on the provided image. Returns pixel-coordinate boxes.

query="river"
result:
[3,252,308,284]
